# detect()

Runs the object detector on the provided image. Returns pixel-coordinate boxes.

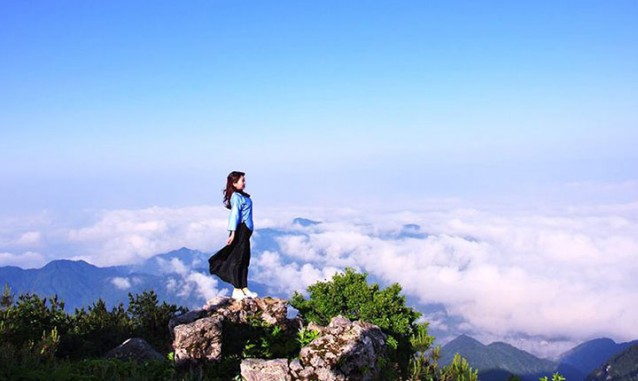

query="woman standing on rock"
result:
[208,171,258,300]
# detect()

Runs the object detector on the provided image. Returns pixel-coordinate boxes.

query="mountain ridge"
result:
[560,337,638,377]
[441,335,555,381]
[587,343,638,381]
[441,335,638,381]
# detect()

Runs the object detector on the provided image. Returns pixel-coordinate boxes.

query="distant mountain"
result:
[559,338,638,378]
[129,247,211,275]
[398,223,429,239]
[0,259,164,311]
[0,216,348,317]
[441,335,638,381]
[441,335,556,381]
[0,251,273,312]
[587,343,638,381]
[0,223,304,312]
[293,217,321,227]
[441,335,494,368]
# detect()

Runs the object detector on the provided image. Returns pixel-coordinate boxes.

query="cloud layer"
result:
[1,200,637,358]
[253,202,638,357]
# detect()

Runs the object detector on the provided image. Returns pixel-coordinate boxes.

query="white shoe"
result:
[242,288,258,298]
[232,288,246,300]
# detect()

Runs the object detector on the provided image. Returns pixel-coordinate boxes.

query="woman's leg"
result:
[228,223,248,289]
[209,223,250,289]
[238,226,252,289]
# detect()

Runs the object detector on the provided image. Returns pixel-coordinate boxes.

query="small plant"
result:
[440,353,478,381]
[296,326,320,348]
[242,322,298,359]
[540,372,566,381]
[37,327,60,360]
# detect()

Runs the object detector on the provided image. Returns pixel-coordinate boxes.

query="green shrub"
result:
[540,373,566,381]
[290,267,423,378]
[439,353,479,381]
[127,290,187,353]
[289,267,478,381]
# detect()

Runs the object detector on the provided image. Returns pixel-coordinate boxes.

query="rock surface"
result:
[105,337,164,361]
[173,315,224,364]
[171,296,296,366]
[295,315,388,380]
[241,358,292,381]
[170,296,388,380]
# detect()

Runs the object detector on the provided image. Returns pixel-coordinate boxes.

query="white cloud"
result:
[66,205,229,266]
[185,271,222,301]
[111,277,132,290]
[166,278,178,293]
[159,258,189,275]
[0,251,46,268]
[247,201,638,358]
[0,213,51,250]
[161,258,225,306]
[251,250,341,297]
[16,231,42,245]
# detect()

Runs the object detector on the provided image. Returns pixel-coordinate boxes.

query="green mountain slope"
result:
[441,335,555,381]
[587,343,638,381]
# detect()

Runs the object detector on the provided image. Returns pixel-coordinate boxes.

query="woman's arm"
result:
[227,193,240,245]
[227,230,235,245]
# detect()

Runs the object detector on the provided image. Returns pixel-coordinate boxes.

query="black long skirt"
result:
[208,222,252,289]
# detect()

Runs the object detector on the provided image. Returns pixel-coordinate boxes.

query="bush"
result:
[0,285,185,360]
[0,284,307,380]
[289,267,478,381]
[540,373,566,381]
[0,288,70,349]
[127,290,188,353]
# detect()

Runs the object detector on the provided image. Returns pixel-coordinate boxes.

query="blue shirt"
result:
[228,191,254,231]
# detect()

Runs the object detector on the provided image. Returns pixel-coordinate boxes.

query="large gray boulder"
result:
[294,315,388,381]
[105,337,164,361]
[173,315,224,364]
[170,296,296,366]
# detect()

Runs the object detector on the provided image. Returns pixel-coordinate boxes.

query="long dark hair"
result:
[223,171,250,209]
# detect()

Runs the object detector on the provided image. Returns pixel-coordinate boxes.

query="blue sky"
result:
[1,0,636,213]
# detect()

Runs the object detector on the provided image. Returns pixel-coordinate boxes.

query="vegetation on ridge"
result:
[1,267,483,380]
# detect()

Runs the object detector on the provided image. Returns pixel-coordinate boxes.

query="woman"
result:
[208,171,258,300]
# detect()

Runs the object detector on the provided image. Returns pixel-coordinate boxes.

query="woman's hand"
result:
[227,231,235,245]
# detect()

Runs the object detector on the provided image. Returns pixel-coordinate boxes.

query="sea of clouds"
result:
[1,198,637,359]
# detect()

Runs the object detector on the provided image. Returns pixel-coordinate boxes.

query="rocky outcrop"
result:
[169,296,388,380]
[172,315,224,363]
[295,315,388,380]
[105,337,164,361]
[171,296,297,366]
